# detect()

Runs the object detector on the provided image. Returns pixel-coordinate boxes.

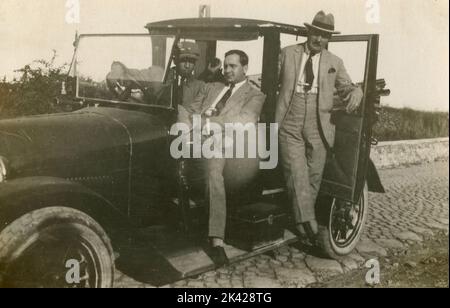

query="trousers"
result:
[279,93,327,223]
[207,158,227,239]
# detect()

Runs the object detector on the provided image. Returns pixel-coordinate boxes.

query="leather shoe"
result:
[209,246,229,268]
[296,220,319,246]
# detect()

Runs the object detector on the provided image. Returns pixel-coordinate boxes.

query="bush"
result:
[373,106,449,141]
[0,51,67,119]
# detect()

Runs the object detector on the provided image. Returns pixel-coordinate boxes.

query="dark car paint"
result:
[0,106,172,222]
[0,176,128,234]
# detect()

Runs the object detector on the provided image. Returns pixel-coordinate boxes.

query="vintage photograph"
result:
[0,0,448,289]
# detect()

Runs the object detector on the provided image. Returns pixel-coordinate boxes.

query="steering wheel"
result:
[107,79,133,101]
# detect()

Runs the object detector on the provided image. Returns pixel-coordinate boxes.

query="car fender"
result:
[366,159,385,193]
[0,176,129,236]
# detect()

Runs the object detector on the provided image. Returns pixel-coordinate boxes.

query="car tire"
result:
[0,207,114,288]
[317,183,369,259]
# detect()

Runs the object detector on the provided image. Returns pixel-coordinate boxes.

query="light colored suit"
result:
[188,81,265,127]
[276,43,359,224]
[276,43,358,146]
[188,81,266,239]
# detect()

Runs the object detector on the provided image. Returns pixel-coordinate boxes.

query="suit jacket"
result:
[275,43,359,146]
[187,80,266,128]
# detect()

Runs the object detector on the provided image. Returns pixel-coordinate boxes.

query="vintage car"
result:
[0,18,389,288]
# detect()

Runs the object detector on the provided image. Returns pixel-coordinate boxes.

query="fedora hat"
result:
[304,11,341,35]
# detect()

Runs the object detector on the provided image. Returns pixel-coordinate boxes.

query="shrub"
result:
[0,51,67,119]
[373,106,449,141]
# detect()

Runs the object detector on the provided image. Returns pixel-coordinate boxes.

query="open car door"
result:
[319,35,379,204]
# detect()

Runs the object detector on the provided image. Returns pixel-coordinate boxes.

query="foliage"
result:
[0,51,68,119]
[373,106,449,141]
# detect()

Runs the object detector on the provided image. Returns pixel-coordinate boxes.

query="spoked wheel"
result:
[0,207,114,288]
[317,183,368,259]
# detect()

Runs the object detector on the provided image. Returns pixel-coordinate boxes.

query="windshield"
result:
[75,34,175,106]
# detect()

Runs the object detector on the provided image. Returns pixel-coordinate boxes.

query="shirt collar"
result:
[229,79,247,91]
[304,43,321,57]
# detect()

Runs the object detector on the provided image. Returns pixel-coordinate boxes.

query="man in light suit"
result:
[187,50,266,266]
[276,11,363,242]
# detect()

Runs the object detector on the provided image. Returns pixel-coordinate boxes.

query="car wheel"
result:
[317,183,368,259]
[0,207,114,288]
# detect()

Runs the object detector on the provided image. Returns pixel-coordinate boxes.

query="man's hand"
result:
[204,107,218,117]
[343,87,363,114]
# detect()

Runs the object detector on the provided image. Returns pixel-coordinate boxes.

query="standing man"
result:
[188,50,266,266]
[276,11,363,243]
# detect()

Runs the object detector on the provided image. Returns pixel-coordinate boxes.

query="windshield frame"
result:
[74,33,179,109]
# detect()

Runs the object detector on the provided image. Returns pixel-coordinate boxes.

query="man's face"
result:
[223,54,247,84]
[307,28,331,54]
[177,57,196,78]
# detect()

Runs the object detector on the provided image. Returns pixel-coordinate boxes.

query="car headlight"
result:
[0,156,7,182]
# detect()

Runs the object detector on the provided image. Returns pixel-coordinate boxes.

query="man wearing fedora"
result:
[276,11,363,242]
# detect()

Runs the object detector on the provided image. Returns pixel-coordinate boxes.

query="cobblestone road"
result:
[115,161,449,288]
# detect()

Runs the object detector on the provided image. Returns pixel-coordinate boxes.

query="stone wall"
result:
[370,137,449,169]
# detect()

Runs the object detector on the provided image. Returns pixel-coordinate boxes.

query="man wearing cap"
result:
[276,11,363,243]
[175,42,205,114]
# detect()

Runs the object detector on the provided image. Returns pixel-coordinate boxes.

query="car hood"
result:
[0,107,168,179]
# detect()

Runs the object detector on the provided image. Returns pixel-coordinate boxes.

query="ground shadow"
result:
[114,229,185,287]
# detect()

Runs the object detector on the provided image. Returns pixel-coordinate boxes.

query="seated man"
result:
[106,61,165,103]
[187,50,266,266]
[173,41,206,125]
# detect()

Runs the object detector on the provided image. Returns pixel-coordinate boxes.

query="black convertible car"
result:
[0,18,389,288]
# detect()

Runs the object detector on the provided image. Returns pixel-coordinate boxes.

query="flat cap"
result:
[178,41,200,60]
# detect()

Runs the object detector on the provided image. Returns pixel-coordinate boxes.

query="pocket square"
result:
[328,67,336,74]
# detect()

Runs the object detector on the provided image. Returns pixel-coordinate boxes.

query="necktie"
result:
[215,83,235,115]
[304,53,315,93]
[178,77,187,105]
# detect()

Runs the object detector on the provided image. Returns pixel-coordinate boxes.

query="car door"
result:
[319,34,379,203]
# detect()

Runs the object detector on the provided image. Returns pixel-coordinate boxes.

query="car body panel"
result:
[0,107,173,216]
[0,176,127,232]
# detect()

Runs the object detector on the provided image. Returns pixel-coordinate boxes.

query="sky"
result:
[0,0,448,111]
